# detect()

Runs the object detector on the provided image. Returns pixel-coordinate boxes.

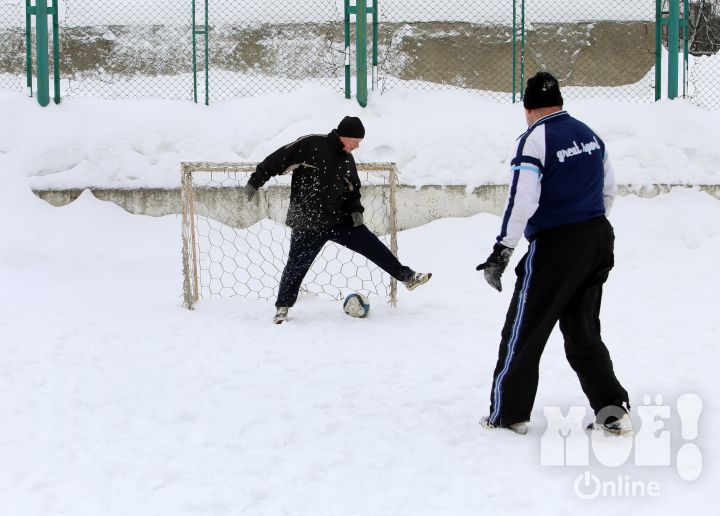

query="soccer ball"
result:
[343,293,370,318]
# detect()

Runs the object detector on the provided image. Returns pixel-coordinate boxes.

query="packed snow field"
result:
[1,87,718,515]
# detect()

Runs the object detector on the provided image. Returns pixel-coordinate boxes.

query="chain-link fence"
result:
[520,1,656,102]
[204,1,344,101]
[688,0,720,109]
[3,1,720,110]
[378,1,656,102]
[378,0,512,100]
[57,0,346,101]
[0,0,25,94]
[60,0,193,99]
[377,2,512,101]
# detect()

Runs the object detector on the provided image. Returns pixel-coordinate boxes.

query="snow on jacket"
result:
[248,130,364,230]
[496,110,617,248]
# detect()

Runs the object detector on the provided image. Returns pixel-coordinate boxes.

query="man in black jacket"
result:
[246,116,431,324]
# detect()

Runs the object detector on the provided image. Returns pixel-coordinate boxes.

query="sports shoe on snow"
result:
[586,413,633,436]
[480,416,528,436]
[273,307,289,324]
[403,272,432,291]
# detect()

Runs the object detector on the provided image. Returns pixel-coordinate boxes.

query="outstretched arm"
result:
[247,136,307,189]
[478,130,543,292]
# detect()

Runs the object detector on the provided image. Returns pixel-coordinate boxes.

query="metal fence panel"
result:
[204,0,344,102]
[57,0,345,101]
[61,0,194,100]
[688,0,720,109]
[690,53,720,108]
[522,0,656,102]
[378,0,657,103]
[377,1,514,101]
[0,0,24,94]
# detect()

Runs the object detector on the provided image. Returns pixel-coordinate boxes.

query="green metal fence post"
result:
[51,0,59,104]
[35,0,49,106]
[191,0,209,105]
[512,0,516,103]
[344,0,351,99]
[655,0,662,101]
[204,0,209,106]
[371,0,378,91]
[520,0,525,101]
[25,0,32,97]
[192,0,197,104]
[668,0,679,99]
[682,0,689,98]
[356,0,368,107]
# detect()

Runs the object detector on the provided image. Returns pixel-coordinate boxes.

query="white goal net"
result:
[181,162,399,309]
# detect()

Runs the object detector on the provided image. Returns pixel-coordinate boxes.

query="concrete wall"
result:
[33,184,720,232]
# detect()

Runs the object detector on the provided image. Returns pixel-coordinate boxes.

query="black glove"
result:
[244,183,257,202]
[476,243,513,292]
[351,212,364,227]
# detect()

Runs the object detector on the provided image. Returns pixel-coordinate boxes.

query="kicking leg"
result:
[330,223,430,287]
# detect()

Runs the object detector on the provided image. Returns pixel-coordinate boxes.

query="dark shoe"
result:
[273,307,289,324]
[403,272,432,291]
[586,412,632,436]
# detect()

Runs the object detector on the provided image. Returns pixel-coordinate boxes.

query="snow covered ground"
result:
[1,87,718,515]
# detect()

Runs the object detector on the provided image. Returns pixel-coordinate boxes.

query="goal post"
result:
[181,161,399,310]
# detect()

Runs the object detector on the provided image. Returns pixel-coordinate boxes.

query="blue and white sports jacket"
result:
[497,111,617,248]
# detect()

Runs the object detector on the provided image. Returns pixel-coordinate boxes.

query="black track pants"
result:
[276,222,411,308]
[488,217,629,426]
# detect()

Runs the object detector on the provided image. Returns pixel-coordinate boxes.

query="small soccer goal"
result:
[180,161,399,310]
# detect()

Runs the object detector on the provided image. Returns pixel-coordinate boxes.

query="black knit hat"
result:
[523,72,563,109]
[337,116,365,138]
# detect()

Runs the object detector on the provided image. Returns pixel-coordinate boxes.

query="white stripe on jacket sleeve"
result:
[499,171,541,248]
[603,152,617,215]
[497,127,544,248]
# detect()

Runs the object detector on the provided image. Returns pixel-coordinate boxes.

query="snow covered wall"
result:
[5,88,718,191]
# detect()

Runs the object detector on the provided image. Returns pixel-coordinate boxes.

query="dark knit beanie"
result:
[523,72,563,109]
[337,116,365,138]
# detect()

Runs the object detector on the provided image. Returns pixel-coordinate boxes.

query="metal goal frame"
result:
[181,161,399,310]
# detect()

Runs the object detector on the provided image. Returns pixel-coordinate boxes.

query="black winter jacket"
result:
[248,130,364,230]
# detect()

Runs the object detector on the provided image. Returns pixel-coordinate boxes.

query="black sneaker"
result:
[586,413,633,436]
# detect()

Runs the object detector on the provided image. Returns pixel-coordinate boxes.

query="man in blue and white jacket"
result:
[477,72,630,436]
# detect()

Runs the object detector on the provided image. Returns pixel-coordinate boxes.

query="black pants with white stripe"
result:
[276,222,412,308]
[488,216,629,427]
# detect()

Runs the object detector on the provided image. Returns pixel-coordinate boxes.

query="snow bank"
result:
[2,87,719,192]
